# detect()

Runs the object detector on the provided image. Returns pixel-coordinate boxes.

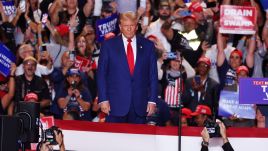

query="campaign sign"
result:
[96,13,119,42]
[75,56,90,72]
[40,116,55,129]
[219,90,255,119]
[239,78,268,104]
[220,5,256,35]
[31,116,55,150]
[260,0,268,11]
[2,0,16,16]
[0,43,16,77]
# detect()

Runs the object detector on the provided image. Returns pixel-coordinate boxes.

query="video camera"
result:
[204,120,221,138]
[44,126,62,145]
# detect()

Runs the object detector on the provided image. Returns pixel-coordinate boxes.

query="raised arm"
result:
[83,0,94,17]
[217,32,226,67]
[48,0,62,25]
[246,34,256,68]
[1,64,16,109]
[262,12,268,48]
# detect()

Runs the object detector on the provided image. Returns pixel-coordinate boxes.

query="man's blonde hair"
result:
[119,11,138,24]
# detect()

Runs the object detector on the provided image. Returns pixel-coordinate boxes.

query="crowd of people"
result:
[0,0,268,134]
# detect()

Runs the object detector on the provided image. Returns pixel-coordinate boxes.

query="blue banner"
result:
[95,14,119,42]
[239,78,268,104]
[219,90,256,119]
[260,0,268,11]
[0,43,16,77]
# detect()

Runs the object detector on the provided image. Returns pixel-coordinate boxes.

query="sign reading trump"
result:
[0,43,16,77]
[96,14,119,42]
[220,5,256,35]
[239,78,268,104]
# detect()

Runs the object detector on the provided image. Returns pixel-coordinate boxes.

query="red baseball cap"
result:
[230,49,243,59]
[24,93,38,102]
[236,65,249,75]
[55,24,69,37]
[197,56,211,66]
[188,2,203,13]
[191,105,212,116]
[182,108,192,118]
[183,14,197,22]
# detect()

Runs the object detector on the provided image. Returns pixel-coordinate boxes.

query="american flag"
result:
[164,78,183,107]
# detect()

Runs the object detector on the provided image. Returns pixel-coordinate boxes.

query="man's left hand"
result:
[147,103,156,116]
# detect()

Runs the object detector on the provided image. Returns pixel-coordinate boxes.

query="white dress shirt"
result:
[122,34,137,64]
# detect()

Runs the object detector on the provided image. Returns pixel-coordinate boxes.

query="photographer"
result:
[201,120,234,151]
[38,128,65,151]
[57,68,92,121]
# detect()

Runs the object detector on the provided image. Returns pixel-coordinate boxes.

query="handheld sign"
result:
[96,13,119,42]
[239,78,268,104]
[219,90,256,119]
[75,56,90,72]
[0,43,16,77]
[219,5,256,35]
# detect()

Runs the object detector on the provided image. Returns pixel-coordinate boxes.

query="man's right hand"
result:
[100,101,111,115]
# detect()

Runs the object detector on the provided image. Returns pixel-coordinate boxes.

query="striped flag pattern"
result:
[164,78,183,107]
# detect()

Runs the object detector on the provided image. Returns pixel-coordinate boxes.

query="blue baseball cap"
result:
[67,68,81,76]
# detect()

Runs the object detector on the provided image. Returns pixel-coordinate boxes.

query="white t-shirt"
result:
[46,43,68,68]
[16,63,54,77]
[204,44,235,83]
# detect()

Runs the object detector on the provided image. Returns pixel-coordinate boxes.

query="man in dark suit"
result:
[97,11,158,124]
[181,57,220,119]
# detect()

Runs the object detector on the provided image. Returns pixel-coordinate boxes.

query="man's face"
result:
[197,62,210,76]
[194,114,207,127]
[67,74,81,84]
[158,6,171,20]
[119,19,137,39]
[23,60,37,77]
[183,18,197,33]
[61,52,74,68]
[229,54,242,70]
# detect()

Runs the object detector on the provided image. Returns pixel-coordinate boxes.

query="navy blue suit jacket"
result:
[97,35,158,116]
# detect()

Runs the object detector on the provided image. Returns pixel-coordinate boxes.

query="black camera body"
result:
[71,81,77,90]
[205,120,221,138]
[44,126,62,145]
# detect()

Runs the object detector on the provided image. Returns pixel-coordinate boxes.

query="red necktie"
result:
[127,39,134,75]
